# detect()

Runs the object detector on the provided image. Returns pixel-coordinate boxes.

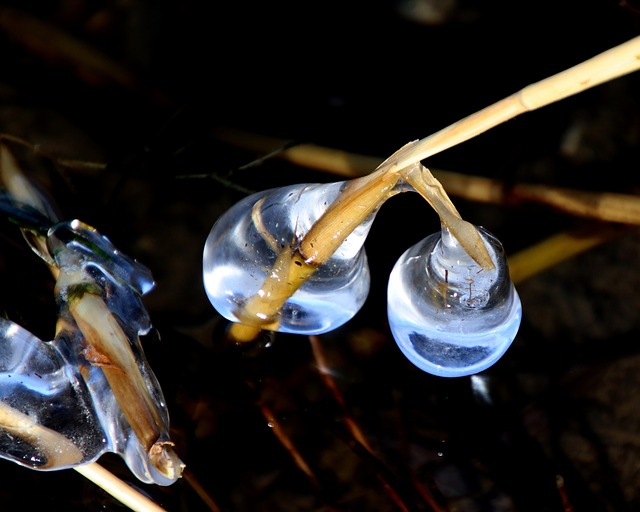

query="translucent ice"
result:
[0,317,104,470]
[0,219,182,485]
[203,182,374,334]
[387,225,522,377]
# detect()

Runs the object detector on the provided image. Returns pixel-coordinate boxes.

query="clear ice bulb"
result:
[387,224,522,377]
[203,182,374,335]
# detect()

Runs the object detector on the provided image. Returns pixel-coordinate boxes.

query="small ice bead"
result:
[387,225,522,377]
[203,182,373,335]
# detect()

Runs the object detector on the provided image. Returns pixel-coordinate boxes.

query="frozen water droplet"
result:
[387,224,521,377]
[203,182,374,335]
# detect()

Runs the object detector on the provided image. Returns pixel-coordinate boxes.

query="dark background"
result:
[0,1,640,511]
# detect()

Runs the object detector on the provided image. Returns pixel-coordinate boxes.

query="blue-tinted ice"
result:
[387,225,522,377]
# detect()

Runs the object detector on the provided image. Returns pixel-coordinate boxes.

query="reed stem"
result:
[227,35,640,342]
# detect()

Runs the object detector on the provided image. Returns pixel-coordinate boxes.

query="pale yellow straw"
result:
[378,35,640,174]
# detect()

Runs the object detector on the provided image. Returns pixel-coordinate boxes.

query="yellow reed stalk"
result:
[218,38,640,182]
[299,164,402,262]
[229,249,316,342]
[508,184,640,225]
[226,165,403,341]
[223,35,640,342]
[379,35,640,174]
[227,150,492,341]
[431,171,640,226]
[398,163,494,269]
[0,403,163,512]
[0,145,51,215]
[0,143,183,507]
[67,290,183,480]
[75,463,168,512]
[211,126,380,179]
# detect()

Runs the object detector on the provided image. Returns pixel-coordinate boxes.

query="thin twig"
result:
[74,463,168,512]
[555,474,574,512]
[309,335,373,452]
[0,132,108,173]
[310,334,409,512]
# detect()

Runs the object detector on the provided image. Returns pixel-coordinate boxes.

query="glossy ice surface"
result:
[203,182,373,334]
[0,220,179,485]
[0,317,104,469]
[387,225,522,377]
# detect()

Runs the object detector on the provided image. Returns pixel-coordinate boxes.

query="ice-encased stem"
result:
[65,282,183,481]
[227,149,494,342]
[221,36,640,336]
[400,163,494,270]
[0,143,184,483]
[0,400,84,469]
[227,167,402,342]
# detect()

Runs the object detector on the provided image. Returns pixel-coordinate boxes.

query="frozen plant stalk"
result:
[204,181,384,339]
[0,145,184,485]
